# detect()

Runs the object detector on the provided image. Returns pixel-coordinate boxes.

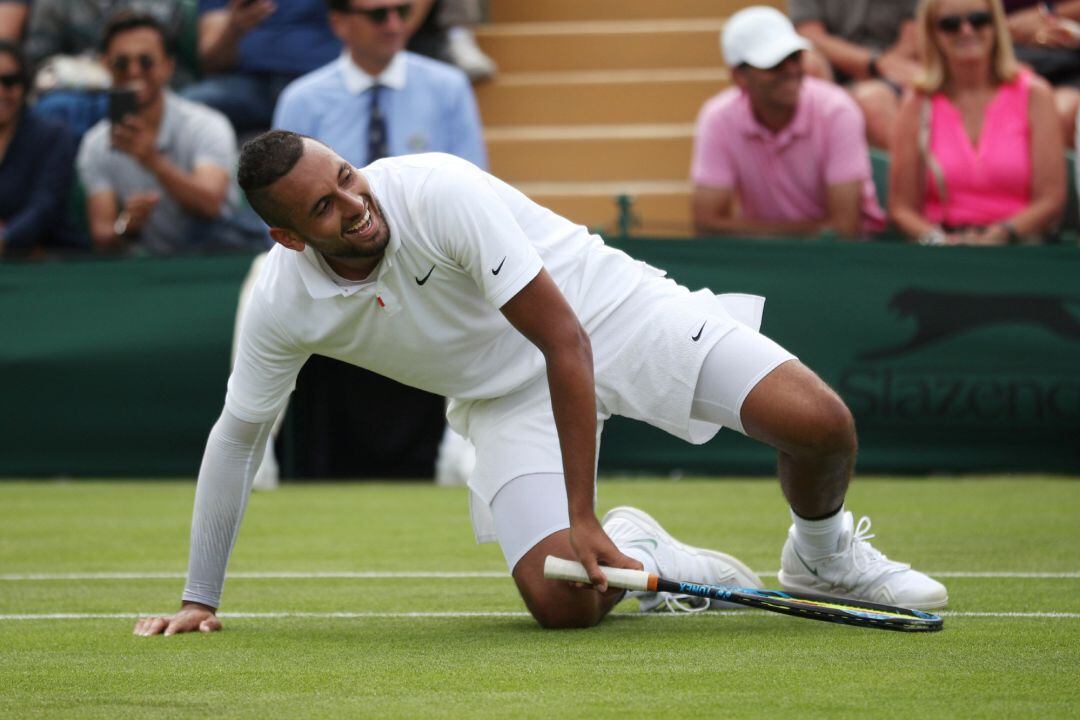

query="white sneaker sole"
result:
[777,570,949,611]
[603,506,764,589]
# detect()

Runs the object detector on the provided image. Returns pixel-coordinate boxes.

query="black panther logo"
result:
[860,288,1080,360]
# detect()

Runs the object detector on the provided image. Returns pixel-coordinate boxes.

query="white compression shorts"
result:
[488,327,796,571]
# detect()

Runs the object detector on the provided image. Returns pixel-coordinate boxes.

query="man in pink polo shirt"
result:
[691,6,885,239]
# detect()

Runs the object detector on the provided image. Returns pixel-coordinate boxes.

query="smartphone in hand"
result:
[108,88,138,125]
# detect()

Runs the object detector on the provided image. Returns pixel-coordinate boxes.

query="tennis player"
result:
[134,132,946,636]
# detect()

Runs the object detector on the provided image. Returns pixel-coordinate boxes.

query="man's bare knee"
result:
[804,392,857,461]
[742,361,857,461]
[529,598,605,630]
[511,529,620,629]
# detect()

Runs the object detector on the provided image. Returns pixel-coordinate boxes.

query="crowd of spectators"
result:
[3,0,1080,258]
[692,0,1076,244]
[0,0,491,259]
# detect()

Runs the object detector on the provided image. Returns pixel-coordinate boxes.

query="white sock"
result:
[619,546,659,576]
[790,506,845,557]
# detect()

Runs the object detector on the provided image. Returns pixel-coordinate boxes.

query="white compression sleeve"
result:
[181,408,273,609]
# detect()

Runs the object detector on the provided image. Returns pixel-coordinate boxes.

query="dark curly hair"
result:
[100,11,173,56]
[238,130,313,228]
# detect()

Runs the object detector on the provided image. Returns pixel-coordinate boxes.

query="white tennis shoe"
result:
[778,512,948,610]
[602,506,763,613]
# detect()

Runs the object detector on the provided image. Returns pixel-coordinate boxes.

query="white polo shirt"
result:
[226,153,653,424]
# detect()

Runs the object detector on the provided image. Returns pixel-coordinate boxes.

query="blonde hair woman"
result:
[889,0,1065,244]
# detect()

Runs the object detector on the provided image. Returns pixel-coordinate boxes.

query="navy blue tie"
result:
[367,84,388,164]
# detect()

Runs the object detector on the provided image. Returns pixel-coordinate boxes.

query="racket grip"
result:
[543,556,652,591]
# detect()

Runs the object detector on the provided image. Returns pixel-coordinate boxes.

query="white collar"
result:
[340,51,408,95]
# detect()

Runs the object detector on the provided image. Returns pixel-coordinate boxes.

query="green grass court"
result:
[2,477,1078,718]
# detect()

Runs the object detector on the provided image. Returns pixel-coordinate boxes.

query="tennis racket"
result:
[544,556,943,633]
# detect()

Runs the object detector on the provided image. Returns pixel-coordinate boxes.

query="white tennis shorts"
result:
[450,274,797,555]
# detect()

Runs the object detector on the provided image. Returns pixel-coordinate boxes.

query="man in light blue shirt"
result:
[273,0,485,169]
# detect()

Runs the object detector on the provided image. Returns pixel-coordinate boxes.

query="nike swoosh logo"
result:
[415,264,435,286]
[691,322,706,342]
[491,257,506,275]
[792,546,820,577]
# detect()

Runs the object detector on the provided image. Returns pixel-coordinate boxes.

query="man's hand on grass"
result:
[133,601,221,636]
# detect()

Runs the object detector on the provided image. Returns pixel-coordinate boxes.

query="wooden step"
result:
[476,19,726,73]
[475,69,728,126]
[517,180,694,237]
[489,0,782,23]
[486,124,694,183]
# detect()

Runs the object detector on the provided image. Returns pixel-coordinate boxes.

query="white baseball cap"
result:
[721,6,811,69]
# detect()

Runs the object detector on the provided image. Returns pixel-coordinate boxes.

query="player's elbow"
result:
[568,322,593,370]
[543,319,592,368]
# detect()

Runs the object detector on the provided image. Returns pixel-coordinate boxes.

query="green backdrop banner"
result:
[0,240,1077,477]
[601,238,1080,474]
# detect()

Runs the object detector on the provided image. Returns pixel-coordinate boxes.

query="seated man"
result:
[180,0,341,134]
[25,0,187,137]
[789,0,920,148]
[77,12,258,255]
[692,7,885,239]
[274,0,484,165]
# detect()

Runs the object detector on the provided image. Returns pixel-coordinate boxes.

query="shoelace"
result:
[848,516,910,576]
[649,593,712,614]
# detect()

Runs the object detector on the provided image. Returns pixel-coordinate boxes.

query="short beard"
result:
[306,224,390,260]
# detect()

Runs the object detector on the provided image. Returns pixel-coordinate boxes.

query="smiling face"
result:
[930,0,997,69]
[263,139,390,272]
[104,26,174,111]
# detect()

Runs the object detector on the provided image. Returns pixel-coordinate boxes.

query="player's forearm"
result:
[544,329,598,523]
[182,409,272,608]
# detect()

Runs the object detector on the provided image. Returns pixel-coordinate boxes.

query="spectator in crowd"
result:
[889,0,1065,245]
[407,0,495,81]
[25,0,187,137]
[259,0,485,487]
[789,0,921,148]
[691,6,885,239]
[0,0,29,40]
[1004,0,1080,144]
[274,0,484,175]
[78,13,258,255]
[0,39,88,257]
[180,0,340,136]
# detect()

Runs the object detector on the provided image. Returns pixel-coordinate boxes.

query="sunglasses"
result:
[340,3,412,24]
[936,11,994,33]
[0,72,23,88]
[111,53,157,73]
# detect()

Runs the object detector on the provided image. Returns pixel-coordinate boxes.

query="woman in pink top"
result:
[890,0,1064,245]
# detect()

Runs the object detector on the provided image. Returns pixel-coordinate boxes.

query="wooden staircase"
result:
[475,0,781,236]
